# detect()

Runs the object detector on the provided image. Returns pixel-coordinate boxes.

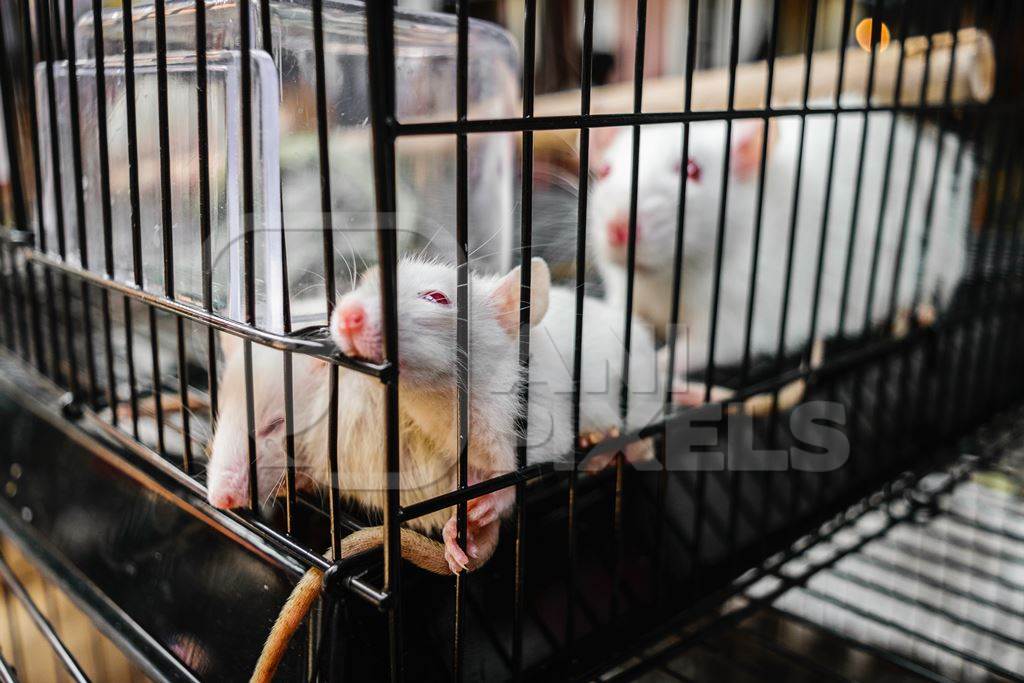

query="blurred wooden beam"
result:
[533,27,994,159]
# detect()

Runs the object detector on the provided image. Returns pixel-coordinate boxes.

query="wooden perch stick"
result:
[531,28,993,159]
[536,28,993,116]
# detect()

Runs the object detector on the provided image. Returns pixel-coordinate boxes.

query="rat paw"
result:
[673,384,735,407]
[441,511,500,574]
[581,451,619,473]
[578,427,620,449]
[624,439,654,464]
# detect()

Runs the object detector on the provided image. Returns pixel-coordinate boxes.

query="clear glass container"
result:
[41,0,520,329]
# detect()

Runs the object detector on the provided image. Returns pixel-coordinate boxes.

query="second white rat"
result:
[590,112,973,395]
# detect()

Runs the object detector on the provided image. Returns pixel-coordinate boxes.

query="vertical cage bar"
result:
[0,8,28,236]
[741,0,781,560]
[238,0,260,511]
[18,0,51,377]
[804,0,853,518]
[62,0,99,409]
[862,2,913,339]
[90,0,119,425]
[0,8,31,362]
[312,0,342,565]
[38,0,79,395]
[704,0,742,402]
[767,0,817,521]
[511,0,537,676]
[120,0,144,440]
[613,0,648,620]
[153,0,193,473]
[365,2,403,681]
[255,0,297,532]
[888,14,941,453]
[834,1,883,486]
[565,0,595,669]
[710,0,743,572]
[453,0,470,678]
[972,0,1014,419]
[805,0,853,356]
[145,0,169,459]
[195,0,218,428]
[658,0,702,600]
[862,0,915,481]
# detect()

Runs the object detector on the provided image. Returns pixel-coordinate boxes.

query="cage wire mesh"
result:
[0,0,1021,680]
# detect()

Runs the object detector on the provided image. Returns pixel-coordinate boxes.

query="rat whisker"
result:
[468,224,507,259]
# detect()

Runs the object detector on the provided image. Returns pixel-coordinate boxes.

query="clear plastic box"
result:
[42,0,520,330]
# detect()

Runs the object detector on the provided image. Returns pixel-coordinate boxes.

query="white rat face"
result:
[332,259,461,388]
[207,342,327,509]
[331,257,550,393]
[589,121,764,274]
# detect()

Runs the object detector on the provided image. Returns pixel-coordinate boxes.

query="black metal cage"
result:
[0,0,1022,681]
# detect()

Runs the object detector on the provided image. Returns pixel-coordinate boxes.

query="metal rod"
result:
[511,0,537,675]
[365,2,403,680]
[564,0,596,668]
[0,550,88,683]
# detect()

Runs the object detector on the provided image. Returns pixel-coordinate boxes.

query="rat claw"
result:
[578,430,611,449]
[442,514,471,572]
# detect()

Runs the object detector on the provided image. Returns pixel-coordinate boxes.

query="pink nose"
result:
[607,215,632,247]
[209,488,246,510]
[335,301,365,334]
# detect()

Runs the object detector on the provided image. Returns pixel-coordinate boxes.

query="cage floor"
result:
[606,416,1024,683]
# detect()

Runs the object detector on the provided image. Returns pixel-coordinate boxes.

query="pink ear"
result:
[489,258,551,338]
[731,120,775,181]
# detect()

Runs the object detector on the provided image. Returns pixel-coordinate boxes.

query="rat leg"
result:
[578,426,620,449]
[441,467,514,574]
[673,338,824,416]
[442,514,500,574]
[743,338,824,415]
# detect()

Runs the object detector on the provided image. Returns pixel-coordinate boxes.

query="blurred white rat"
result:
[589,112,973,402]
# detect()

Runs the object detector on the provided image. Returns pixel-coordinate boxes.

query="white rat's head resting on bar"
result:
[206,336,330,510]
[331,256,550,391]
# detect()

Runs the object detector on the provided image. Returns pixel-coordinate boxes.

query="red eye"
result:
[259,417,285,438]
[596,162,612,180]
[418,290,451,305]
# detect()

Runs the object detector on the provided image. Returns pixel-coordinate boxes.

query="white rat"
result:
[330,256,661,571]
[210,256,663,681]
[206,256,661,571]
[590,112,973,399]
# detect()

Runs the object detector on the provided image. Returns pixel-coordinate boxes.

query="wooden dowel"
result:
[531,28,993,159]
[535,28,993,116]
